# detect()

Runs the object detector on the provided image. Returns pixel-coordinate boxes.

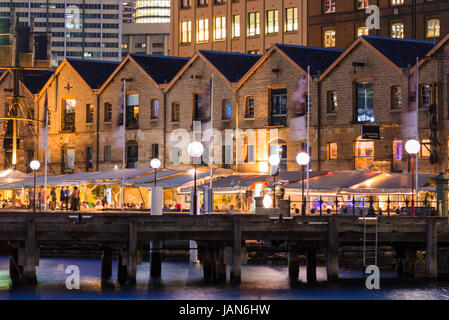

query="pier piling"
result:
[426,219,438,280]
[101,246,112,282]
[117,249,128,284]
[150,240,162,278]
[287,245,300,284]
[230,218,242,284]
[306,247,317,284]
[215,247,227,283]
[327,218,339,282]
[24,218,37,285]
[127,222,137,285]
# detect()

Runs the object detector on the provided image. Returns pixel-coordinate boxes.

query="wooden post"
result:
[150,240,162,278]
[24,218,37,285]
[327,218,339,282]
[306,247,317,284]
[202,246,215,283]
[9,247,23,286]
[215,247,227,283]
[101,246,112,282]
[127,221,137,285]
[117,249,128,284]
[287,247,300,284]
[231,218,242,284]
[426,219,438,280]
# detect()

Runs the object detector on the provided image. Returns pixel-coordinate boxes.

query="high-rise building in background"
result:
[170,0,308,57]
[308,0,449,49]
[0,0,123,63]
[123,0,134,23]
[122,22,169,57]
[135,0,170,23]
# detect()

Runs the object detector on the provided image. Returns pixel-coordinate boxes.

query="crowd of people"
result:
[27,186,81,211]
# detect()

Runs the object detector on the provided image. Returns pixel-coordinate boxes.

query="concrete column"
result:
[327,218,339,282]
[101,246,112,282]
[127,221,137,285]
[231,218,242,284]
[24,218,37,285]
[287,249,300,284]
[151,186,163,277]
[306,247,317,284]
[426,219,438,280]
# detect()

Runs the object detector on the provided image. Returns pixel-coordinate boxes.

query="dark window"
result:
[420,84,434,108]
[104,102,112,122]
[391,86,402,109]
[245,97,254,118]
[86,147,93,170]
[327,91,337,113]
[222,99,231,119]
[62,99,76,131]
[151,144,159,159]
[197,0,207,5]
[270,88,287,126]
[355,81,374,122]
[126,141,138,168]
[104,145,111,162]
[151,99,159,119]
[86,103,94,123]
[193,93,209,121]
[172,102,180,122]
[180,0,191,8]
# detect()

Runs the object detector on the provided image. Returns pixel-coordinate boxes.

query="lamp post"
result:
[187,141,204,215]
[30,160,40,214]
[268,154,280,208]
[150,158,161,188]
[296,152,310,215]
[405,139,420,217]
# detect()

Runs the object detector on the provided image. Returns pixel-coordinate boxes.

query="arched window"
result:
[126,140,138,168]
[354,136,374,171]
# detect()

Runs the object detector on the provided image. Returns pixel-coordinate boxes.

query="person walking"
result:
[50,187,57,210]
[72,186,80,211]
[64,186,70,210]
[60,186,65,210]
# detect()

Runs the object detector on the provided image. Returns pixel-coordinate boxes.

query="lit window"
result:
[247,12,260,37]
[391,0,404,5]
[266,10,278,34]
[222,100,231,119]
[357,26,369,37]
[180,21,191,43]
[421,139,431,158]
[426,19,440,38]
[285,8,298,32]
[324,0,336,13]
[357,0,369,9]
[197,18,209,42]
[327,142,337,160]
[393,139,402,161]
[324,30,336,47]
[391,23,404,38]
[232,15,240,38]
[214,16,226,40]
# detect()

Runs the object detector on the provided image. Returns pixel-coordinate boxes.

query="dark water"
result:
[0,257,449,300]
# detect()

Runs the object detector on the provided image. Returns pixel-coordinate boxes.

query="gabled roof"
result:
[66,58,119,90]
[199,50,261,83]
[361,36,434,68]
[320,36,435,80]
[413,32,449,72]
[130,54,189,84]
[237,44,342,88]
[20,69,54,94]
[165,50,262,91]
[275,44,343,76]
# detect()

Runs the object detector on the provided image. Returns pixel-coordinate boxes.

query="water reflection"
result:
[0,257,448,300]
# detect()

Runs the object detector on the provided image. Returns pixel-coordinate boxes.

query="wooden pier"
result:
[0,212,448,286]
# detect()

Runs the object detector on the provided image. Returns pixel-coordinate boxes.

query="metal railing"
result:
[289,196,440,216]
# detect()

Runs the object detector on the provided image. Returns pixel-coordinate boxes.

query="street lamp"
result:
[405,139,420,217]
[296,152,310,215]
[150,158,161,188]
[30,160,40,214]
[187,141,204,215]
[268,154,280,208]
